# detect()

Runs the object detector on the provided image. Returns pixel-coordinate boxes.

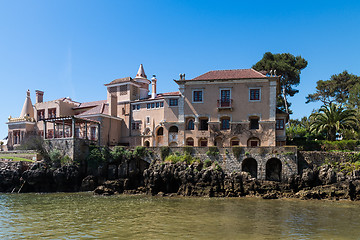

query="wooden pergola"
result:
[42,116,101,145]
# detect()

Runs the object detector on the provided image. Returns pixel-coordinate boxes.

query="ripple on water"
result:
[1,193,360,239]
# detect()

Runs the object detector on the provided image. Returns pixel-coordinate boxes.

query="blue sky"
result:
[1,0,360,139]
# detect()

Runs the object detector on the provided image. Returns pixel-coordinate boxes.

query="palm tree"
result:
[310,103,358,141]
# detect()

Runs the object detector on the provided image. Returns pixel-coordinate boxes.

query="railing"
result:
[217,99,233,108]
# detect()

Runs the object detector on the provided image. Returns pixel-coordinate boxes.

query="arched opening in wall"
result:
[169,142,178,147]
[266,158,282,181]
[241,158,258,178]
[230,137,240,146]
[198,138,208,147]
[144,140,150,147]
[156,127,164,146]
[186,137,194,146]
[214,137,223,147]
[169,126,179,133]
[247,137,260,147]
[157,127,164,136]
[168,125,178,144]
[186,117,195,130]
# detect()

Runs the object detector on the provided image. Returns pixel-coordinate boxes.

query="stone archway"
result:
[214,137,223,147]
[156,127,164,146]
[266,158,282,181]
[144,140,150,147]
[241,158,257,178]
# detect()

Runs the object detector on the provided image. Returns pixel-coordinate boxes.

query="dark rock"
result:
[81,175,98,191]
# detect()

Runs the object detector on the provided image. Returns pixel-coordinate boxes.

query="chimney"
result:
[35,90,44,103]
[109,93,117,117]
[151,75,157,99]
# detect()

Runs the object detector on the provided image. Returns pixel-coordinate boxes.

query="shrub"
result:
[87,147,108,170]
[61,155,72,166]
[204,159,212,168]
[160,146,170,160]
[49,149,62,167]
[110,146,126,164]
[133,146,148,159]
[206,147,219,157]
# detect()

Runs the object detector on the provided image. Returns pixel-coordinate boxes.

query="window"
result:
[156,102,160,108]
[147,103,151,109]
[220,117,230,130]
[146,116,150,124]
[250,89,260,101]
[137,104,140,110]
[157,127,164,136]
[48,108,56,118]
[231,137,240,146]
[169,98,178,106]
[276,119,285,130]
[250,118,259,130]
[220,89,231,107]
[160,101,164,107]
[186,119,194,130]
[132,122,140,130]
[193,90,203,102]
[151,103,155,108]
[120,85,127,96]
[132,105,136,110]
[90,127,96,140]
[37,109,45,120]
[199,138,208,147]
[199,118,208,131]
[186,137,194,146]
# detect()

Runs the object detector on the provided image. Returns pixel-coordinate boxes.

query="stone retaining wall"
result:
[143,146,298,181]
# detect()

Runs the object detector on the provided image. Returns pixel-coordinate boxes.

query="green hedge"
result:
[288,139,359,151]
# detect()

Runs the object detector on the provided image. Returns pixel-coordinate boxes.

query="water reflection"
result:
[0,193,360,239]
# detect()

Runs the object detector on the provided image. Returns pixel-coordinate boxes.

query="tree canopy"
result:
[310,103,358,141]
[306,70,360,106]
[253,52,308,113]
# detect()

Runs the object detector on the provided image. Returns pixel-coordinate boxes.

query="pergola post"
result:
[85,121,88,140]
[72,117,75,139]
[43,121,47,139]
[62,120,65,138]
[97,123,101,145]
[53,122,55,139]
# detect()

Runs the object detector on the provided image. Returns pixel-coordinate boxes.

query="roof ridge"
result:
[209,68,252,72]
[250,68,267,77]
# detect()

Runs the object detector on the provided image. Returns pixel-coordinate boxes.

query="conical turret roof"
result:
[20,89,34,118]
[135,64,147,79]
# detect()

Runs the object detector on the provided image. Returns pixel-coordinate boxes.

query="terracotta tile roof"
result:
[73,100,107,109]
[76,102,109,116]
[157,91,180,97]
[105,77,132,86]
[192,68,267,81]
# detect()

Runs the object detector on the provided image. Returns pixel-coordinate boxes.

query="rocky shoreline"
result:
[1,159,360,201]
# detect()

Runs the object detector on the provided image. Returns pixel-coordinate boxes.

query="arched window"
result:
[169,126,178,133]
[247,137,260,147]
[199,138,208,147]
[157,127,164,136]
[186,119,195,130]
[144,140,150,147]
[186,137,194,146]
[230,137,240,146]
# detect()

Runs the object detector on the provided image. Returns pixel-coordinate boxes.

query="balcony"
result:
[217,99,233,110]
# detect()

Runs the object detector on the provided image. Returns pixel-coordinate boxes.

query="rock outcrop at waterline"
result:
[94,161,360,200]
[0,162,81,193]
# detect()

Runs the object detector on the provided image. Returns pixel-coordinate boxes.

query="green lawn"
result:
[0,155,35,162]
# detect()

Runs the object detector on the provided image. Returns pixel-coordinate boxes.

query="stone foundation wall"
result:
[44,138,92,162]
[298,151,360,174]
[143,146,298,181]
